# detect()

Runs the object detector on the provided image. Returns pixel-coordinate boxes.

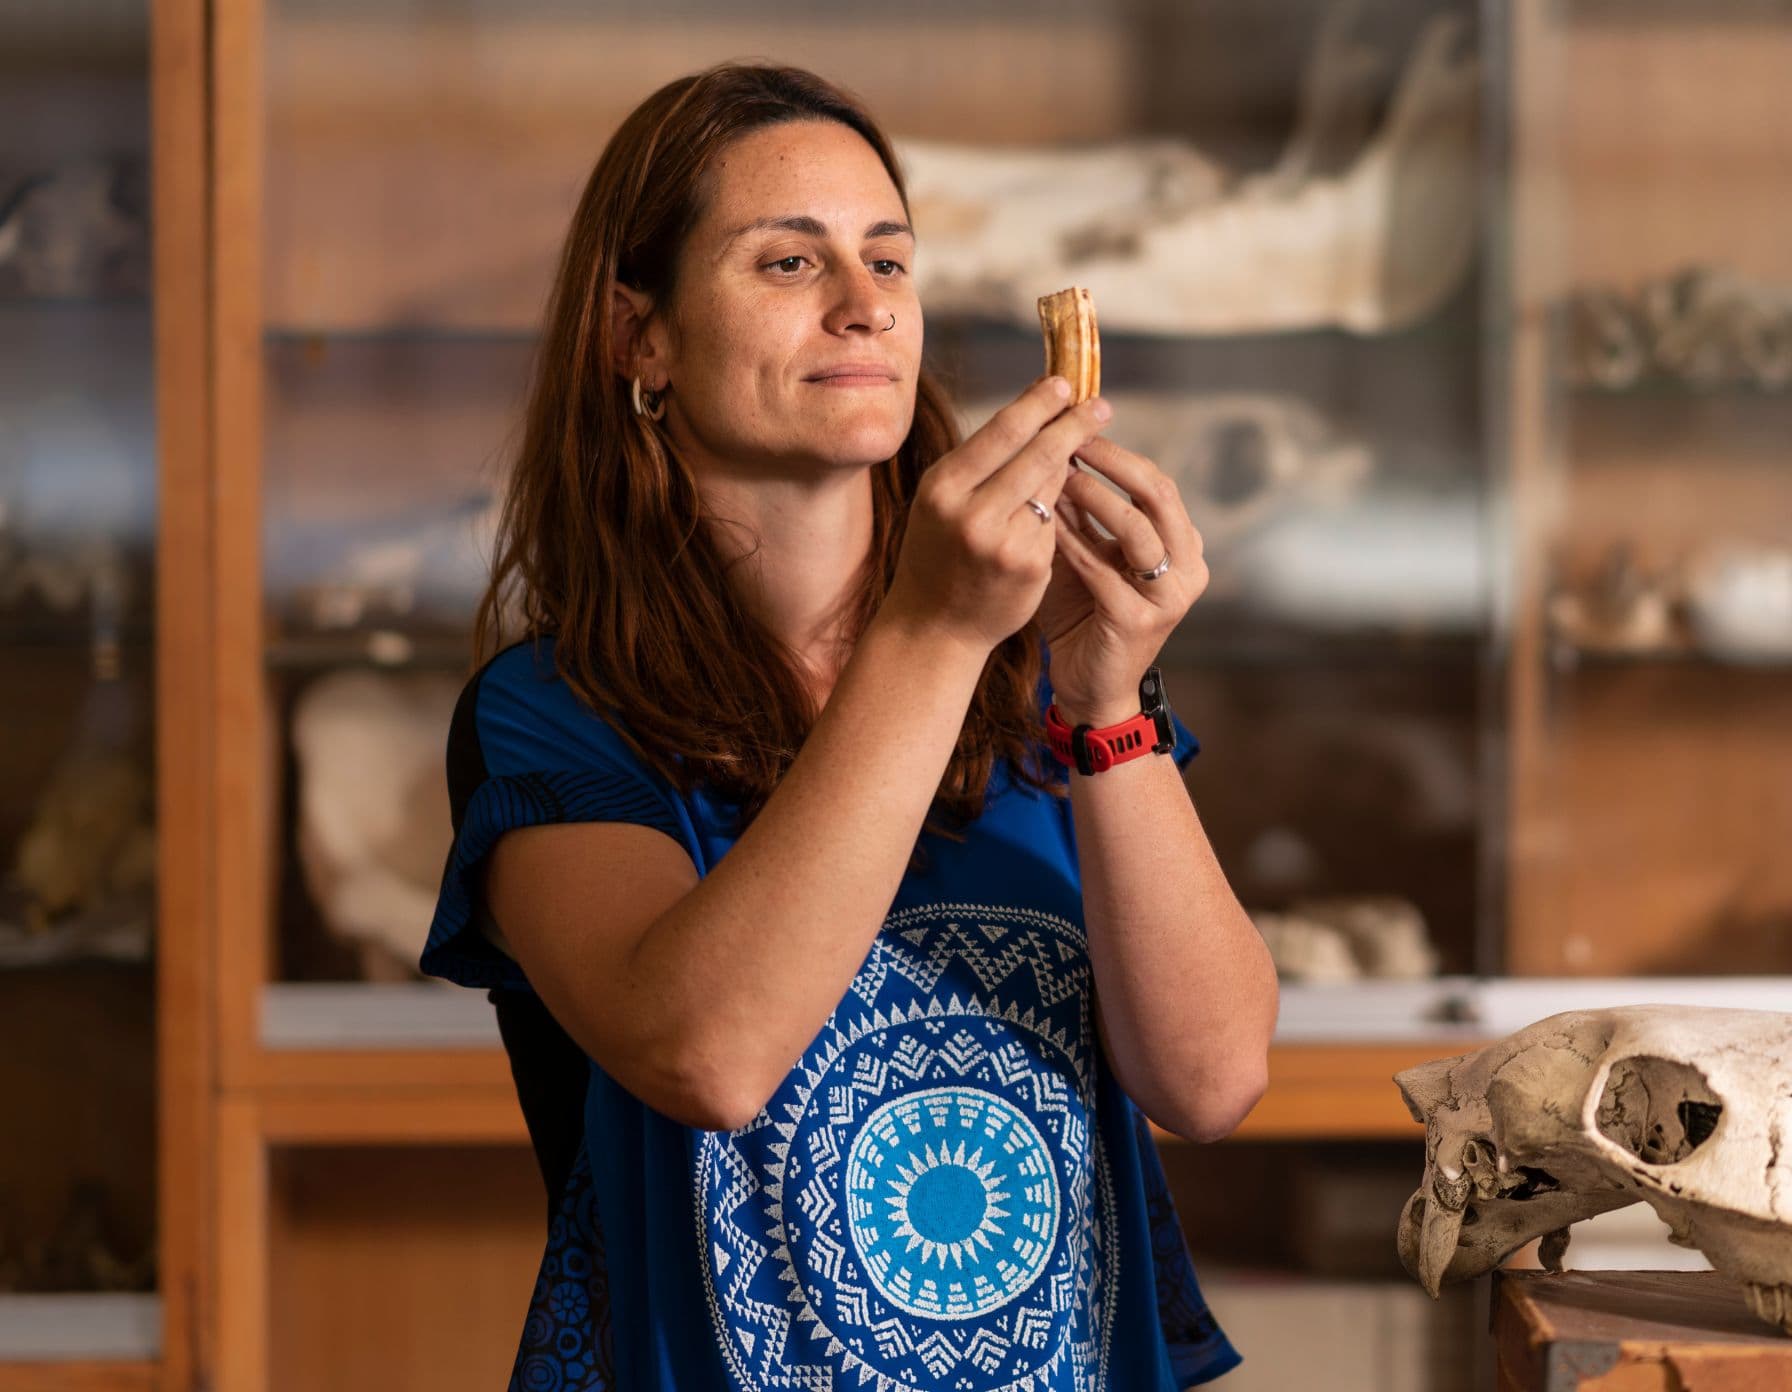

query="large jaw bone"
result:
[901,12,1478,335]
[1037,286,1100,404]
[1394,1015,1632,1294]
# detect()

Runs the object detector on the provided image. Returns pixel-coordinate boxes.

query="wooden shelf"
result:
[257,1088,525,1147]
[242,1040,1436,1147]
[0,1366,157,1392]
[242,977,1792,1145]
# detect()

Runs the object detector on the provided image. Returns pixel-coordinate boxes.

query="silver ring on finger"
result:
[1024,497,1051,524]
[1130,550,1172,582]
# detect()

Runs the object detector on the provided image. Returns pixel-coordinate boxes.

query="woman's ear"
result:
[609,282,667,389]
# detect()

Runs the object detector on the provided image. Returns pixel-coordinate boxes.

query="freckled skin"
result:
[645,120,923,478]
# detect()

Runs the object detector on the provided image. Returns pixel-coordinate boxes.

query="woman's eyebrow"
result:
[722,215,914,250]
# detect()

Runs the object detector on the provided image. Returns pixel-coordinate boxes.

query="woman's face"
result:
[652,119,922,474]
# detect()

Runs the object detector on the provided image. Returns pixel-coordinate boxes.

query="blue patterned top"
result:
[421,635,1242,1391]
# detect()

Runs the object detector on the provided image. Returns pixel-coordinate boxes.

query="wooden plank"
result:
[1495,1272,1792,1392]
[223,1044,516,1094]
[1559,17,1792,287]
[0,1366,158,1392]
[214,1099,267,1392]
[212,0,269,1084]
[151,0,217,1388]
[258,1091,525,1147]
[232,1039,1463,1144]
[268,1148,540,1392]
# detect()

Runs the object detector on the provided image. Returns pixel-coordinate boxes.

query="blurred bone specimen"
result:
[10,719,154,935]
[900,8,1478,334]
[1566,265,1792,391]
[960,390,1371,555]
[1252,894,1436,982]
[1682,541,1792,661]
[290,669,461,981]
[1396,1007,1792,1335]
[287,489,499,632]
[0,155,149,298]
[1546,543,1680,656]
[1250,912,1361,983]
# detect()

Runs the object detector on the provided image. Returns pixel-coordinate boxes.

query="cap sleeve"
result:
[419,640,702,993]
[1168,704,1201,773]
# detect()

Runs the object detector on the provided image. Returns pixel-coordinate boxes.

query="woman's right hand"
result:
[882,376,1112,657]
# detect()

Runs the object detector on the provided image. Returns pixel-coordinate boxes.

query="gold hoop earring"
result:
[631,374,666,421]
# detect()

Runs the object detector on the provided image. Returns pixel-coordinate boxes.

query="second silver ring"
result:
[1024,497,1052,524]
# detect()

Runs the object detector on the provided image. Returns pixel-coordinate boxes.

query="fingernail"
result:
[1050,376,1072,400]
[1090,397,1112,422]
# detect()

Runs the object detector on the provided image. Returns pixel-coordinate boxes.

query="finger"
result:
[1073,435,1204,560]
[1060,467,1176,591]
[934,376,1078,496]
[972,395,1112,519]
[1064,496,1126,561]
[1051,503,1139,612]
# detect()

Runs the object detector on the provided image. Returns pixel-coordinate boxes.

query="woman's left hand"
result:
[1034,428,1209,725]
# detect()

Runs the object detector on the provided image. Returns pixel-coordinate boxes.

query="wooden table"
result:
[1494,1271,1792,1391]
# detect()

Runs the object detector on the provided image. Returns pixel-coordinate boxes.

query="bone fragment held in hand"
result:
[1037,287,1101,404]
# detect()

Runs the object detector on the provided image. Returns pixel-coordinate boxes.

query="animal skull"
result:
[1394,1007,1792,1335]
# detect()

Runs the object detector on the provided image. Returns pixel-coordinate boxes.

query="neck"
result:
[696,462,876,692]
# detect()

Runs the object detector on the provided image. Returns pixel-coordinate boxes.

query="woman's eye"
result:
[870,259,907,277]
[766,255,809,274]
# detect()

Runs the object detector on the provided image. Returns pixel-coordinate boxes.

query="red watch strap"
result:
[1044,701,1160,775]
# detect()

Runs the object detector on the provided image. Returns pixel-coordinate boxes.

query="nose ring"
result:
[883,313,895,332]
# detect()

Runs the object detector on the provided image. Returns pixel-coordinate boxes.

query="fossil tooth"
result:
[1037,286,1101,404]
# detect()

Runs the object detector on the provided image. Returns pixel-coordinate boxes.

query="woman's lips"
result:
[809,373,895,386]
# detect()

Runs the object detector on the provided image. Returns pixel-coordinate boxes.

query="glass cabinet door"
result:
[1506,1,1792,978]
[0,0,160,1357]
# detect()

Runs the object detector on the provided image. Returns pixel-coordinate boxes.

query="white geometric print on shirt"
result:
[696,904,1117,1392]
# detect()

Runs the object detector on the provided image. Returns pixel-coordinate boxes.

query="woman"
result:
[422,61,1277,1391]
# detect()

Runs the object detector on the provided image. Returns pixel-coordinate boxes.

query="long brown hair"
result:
[471,61,1064,866]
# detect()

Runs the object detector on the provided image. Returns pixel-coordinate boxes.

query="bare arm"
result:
[485,612,989,1130]
[1060,718,1278,1143]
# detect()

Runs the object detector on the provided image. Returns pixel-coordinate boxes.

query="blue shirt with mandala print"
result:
[421,636,1241,1391]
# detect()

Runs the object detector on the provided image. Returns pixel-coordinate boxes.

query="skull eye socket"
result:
[1595,1055,1724,1165]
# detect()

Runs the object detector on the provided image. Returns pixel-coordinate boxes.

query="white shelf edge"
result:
[258,976,1792,1052]
[1272,975,1792,1042]
[261,982,501,1050]
[0,1293,160,1362]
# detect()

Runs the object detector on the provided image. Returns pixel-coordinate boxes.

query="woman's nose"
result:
[822,265,893,335]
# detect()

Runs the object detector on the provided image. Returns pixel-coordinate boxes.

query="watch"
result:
[1045,665,1178,776]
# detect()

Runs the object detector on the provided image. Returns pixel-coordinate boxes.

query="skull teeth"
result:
[1744,1281,1792,1336]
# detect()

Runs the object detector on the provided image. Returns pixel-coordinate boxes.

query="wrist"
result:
[869,607,991,676]
[1050,695,1140,728]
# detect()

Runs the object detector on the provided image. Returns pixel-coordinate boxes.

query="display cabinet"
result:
[0,1,162,1385]
[1503,0,1792,981]
[43,0,1787,1387]
[179,3,1499,1386]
